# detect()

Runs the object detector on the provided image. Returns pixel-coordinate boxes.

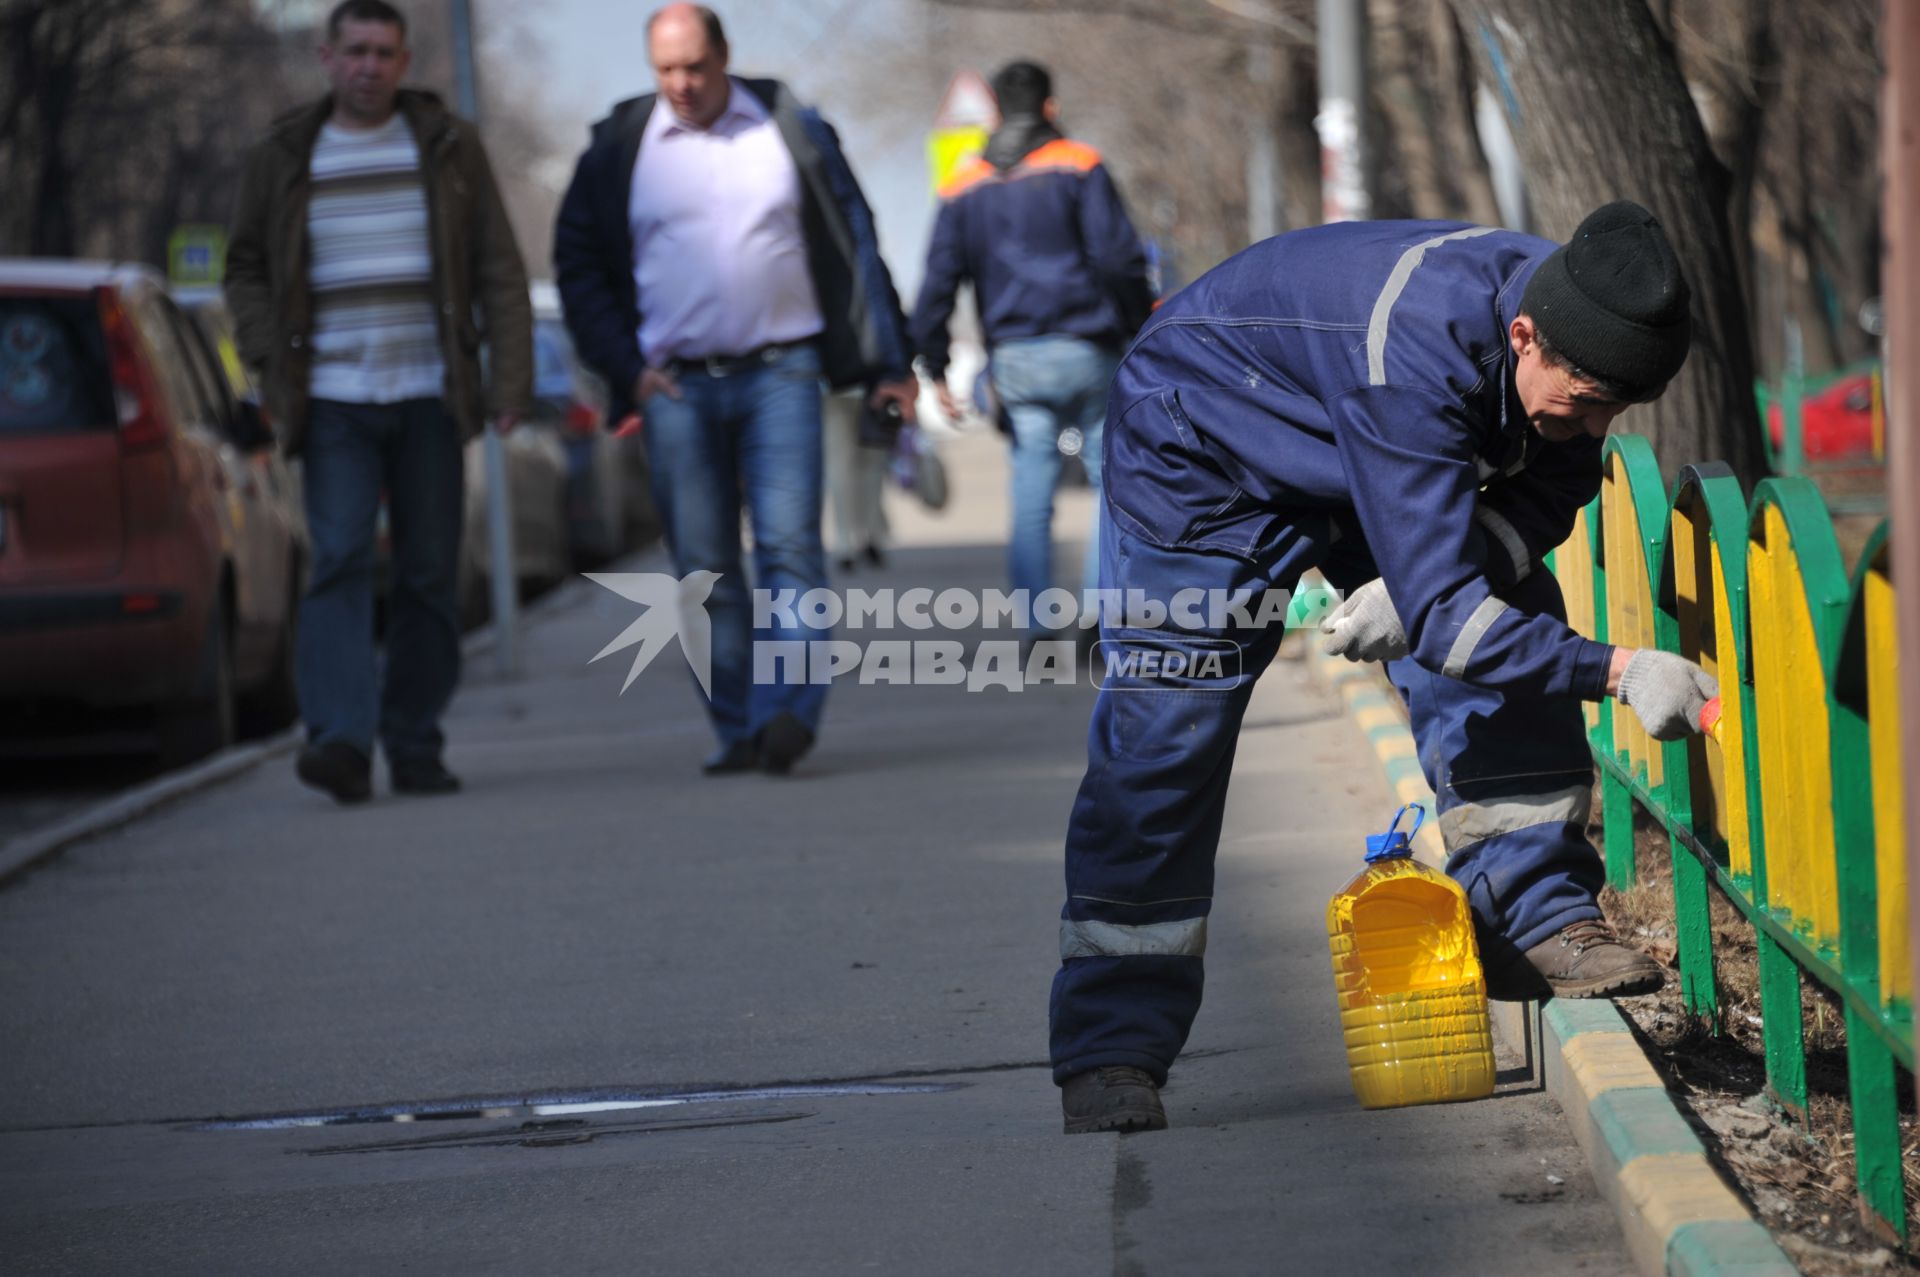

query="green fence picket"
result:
[1832,522,1908,1240]
[1550,438,1909,1239]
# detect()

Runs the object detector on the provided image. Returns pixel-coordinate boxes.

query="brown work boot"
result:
[1520,918,1665,998]
[1061,1066,1167,1135]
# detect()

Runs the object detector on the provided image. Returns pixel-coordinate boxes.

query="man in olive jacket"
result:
[225,0,532,805]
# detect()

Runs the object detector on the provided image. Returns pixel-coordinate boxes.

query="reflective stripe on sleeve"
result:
[1060,917,1208,960]
[1475,506,1533,581]
[1442,596,1510,679]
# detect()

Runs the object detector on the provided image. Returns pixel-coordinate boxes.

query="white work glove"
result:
[1319,578,1408,663]
[1615,649,1719,741]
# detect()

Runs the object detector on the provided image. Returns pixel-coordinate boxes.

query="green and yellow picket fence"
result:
[1550,433,1910,1241]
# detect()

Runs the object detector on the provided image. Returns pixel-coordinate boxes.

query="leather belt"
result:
[664,339,813,379]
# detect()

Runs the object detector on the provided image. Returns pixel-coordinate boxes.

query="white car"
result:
[457,424,569,625]
[526,282,656,566]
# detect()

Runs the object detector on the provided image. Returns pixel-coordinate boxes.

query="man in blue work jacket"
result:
[1053,202,1721,1134]
[910,60,1154,650]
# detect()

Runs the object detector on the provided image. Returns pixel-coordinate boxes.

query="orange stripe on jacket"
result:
[1016,139,1102,175]
[938,156,999,201]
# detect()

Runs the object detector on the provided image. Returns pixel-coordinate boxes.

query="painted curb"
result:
[0,572,602,890]
[1303,635,1797,1277]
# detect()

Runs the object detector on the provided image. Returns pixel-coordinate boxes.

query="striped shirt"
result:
[306,116,446,404]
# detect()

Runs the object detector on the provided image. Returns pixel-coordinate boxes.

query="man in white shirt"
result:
[555,3,917,776]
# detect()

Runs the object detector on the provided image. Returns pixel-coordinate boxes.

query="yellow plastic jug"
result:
[1327,804,1496,1109]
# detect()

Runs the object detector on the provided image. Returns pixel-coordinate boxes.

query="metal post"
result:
[1314,0,1370,223]
[1883,0,1920,1047]
[448,0,519,677]
[448,0,479,120]
[1247,45,1282,244]
[1473,85,1528,232]
[1782,317,1806,478]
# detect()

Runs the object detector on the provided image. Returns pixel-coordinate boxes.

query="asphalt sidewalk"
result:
[0,429,1634,1275]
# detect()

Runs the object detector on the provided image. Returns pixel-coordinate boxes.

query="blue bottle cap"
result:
[1364,803,1426,862]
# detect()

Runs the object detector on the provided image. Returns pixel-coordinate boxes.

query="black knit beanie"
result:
[1520,200,1692,398]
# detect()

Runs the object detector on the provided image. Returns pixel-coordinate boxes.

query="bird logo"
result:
[585,571,721,696]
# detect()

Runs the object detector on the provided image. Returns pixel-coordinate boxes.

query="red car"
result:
[0,260,306,766]
[1765,367,1882,462]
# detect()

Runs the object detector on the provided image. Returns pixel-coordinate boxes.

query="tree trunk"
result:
[1668,0,1774,350]
[146,132,193,269]
[1273,37,1324,233]
[1371,0,1452,218]
[1449,0,1766,488]
[31,59,77,258]
[1367,0,1502,225]
[1425,0,1502,227]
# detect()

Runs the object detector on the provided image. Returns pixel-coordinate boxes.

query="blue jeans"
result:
[643,344,829,749]
[989,336,1118,626]
[299,398,464,762]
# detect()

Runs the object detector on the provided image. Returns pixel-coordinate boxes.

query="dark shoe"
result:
[757,712,814,776]
[1483,953,1553,1003]
[862,544,885,567]
[296,742,372,805]
[702,738,759,775]
[1519,918,1664,999]
[1061,1066,1167,1134]
[390,755,462,796]
[836,555,858,573]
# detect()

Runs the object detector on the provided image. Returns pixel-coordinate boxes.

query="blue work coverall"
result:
[1051,221,1618,1086]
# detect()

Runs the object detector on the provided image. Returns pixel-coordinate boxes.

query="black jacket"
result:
[553,79,913,424]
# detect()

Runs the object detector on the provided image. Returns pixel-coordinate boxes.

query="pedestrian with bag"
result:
[823,388,890,572]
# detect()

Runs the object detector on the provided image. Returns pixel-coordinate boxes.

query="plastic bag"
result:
[889,424,949,511]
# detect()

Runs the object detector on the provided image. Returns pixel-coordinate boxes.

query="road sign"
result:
[168,226,227,286]
[928,126,989,195]
[933,70,995,130]
[929,70,996,195]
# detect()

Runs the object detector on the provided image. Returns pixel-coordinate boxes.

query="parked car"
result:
[456,420,570,625]
[0,260,306,765]
[171,288,307,734]
[528,282,656,566]
[1762,364,1881,463]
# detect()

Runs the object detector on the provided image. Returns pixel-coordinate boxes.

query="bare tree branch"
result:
[1199,0,1310,42]
[0,0,305,257]
[923,0,1311,45]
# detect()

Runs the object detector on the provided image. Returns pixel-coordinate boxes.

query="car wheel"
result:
[623,452,661,550]
[591,442,625,564]
[156,595,237,769]
[239,567,302,736]
[458,552,489,630]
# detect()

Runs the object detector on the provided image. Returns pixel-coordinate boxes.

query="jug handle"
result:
[1383,803,1425,843]
[1364,803,1427,861]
